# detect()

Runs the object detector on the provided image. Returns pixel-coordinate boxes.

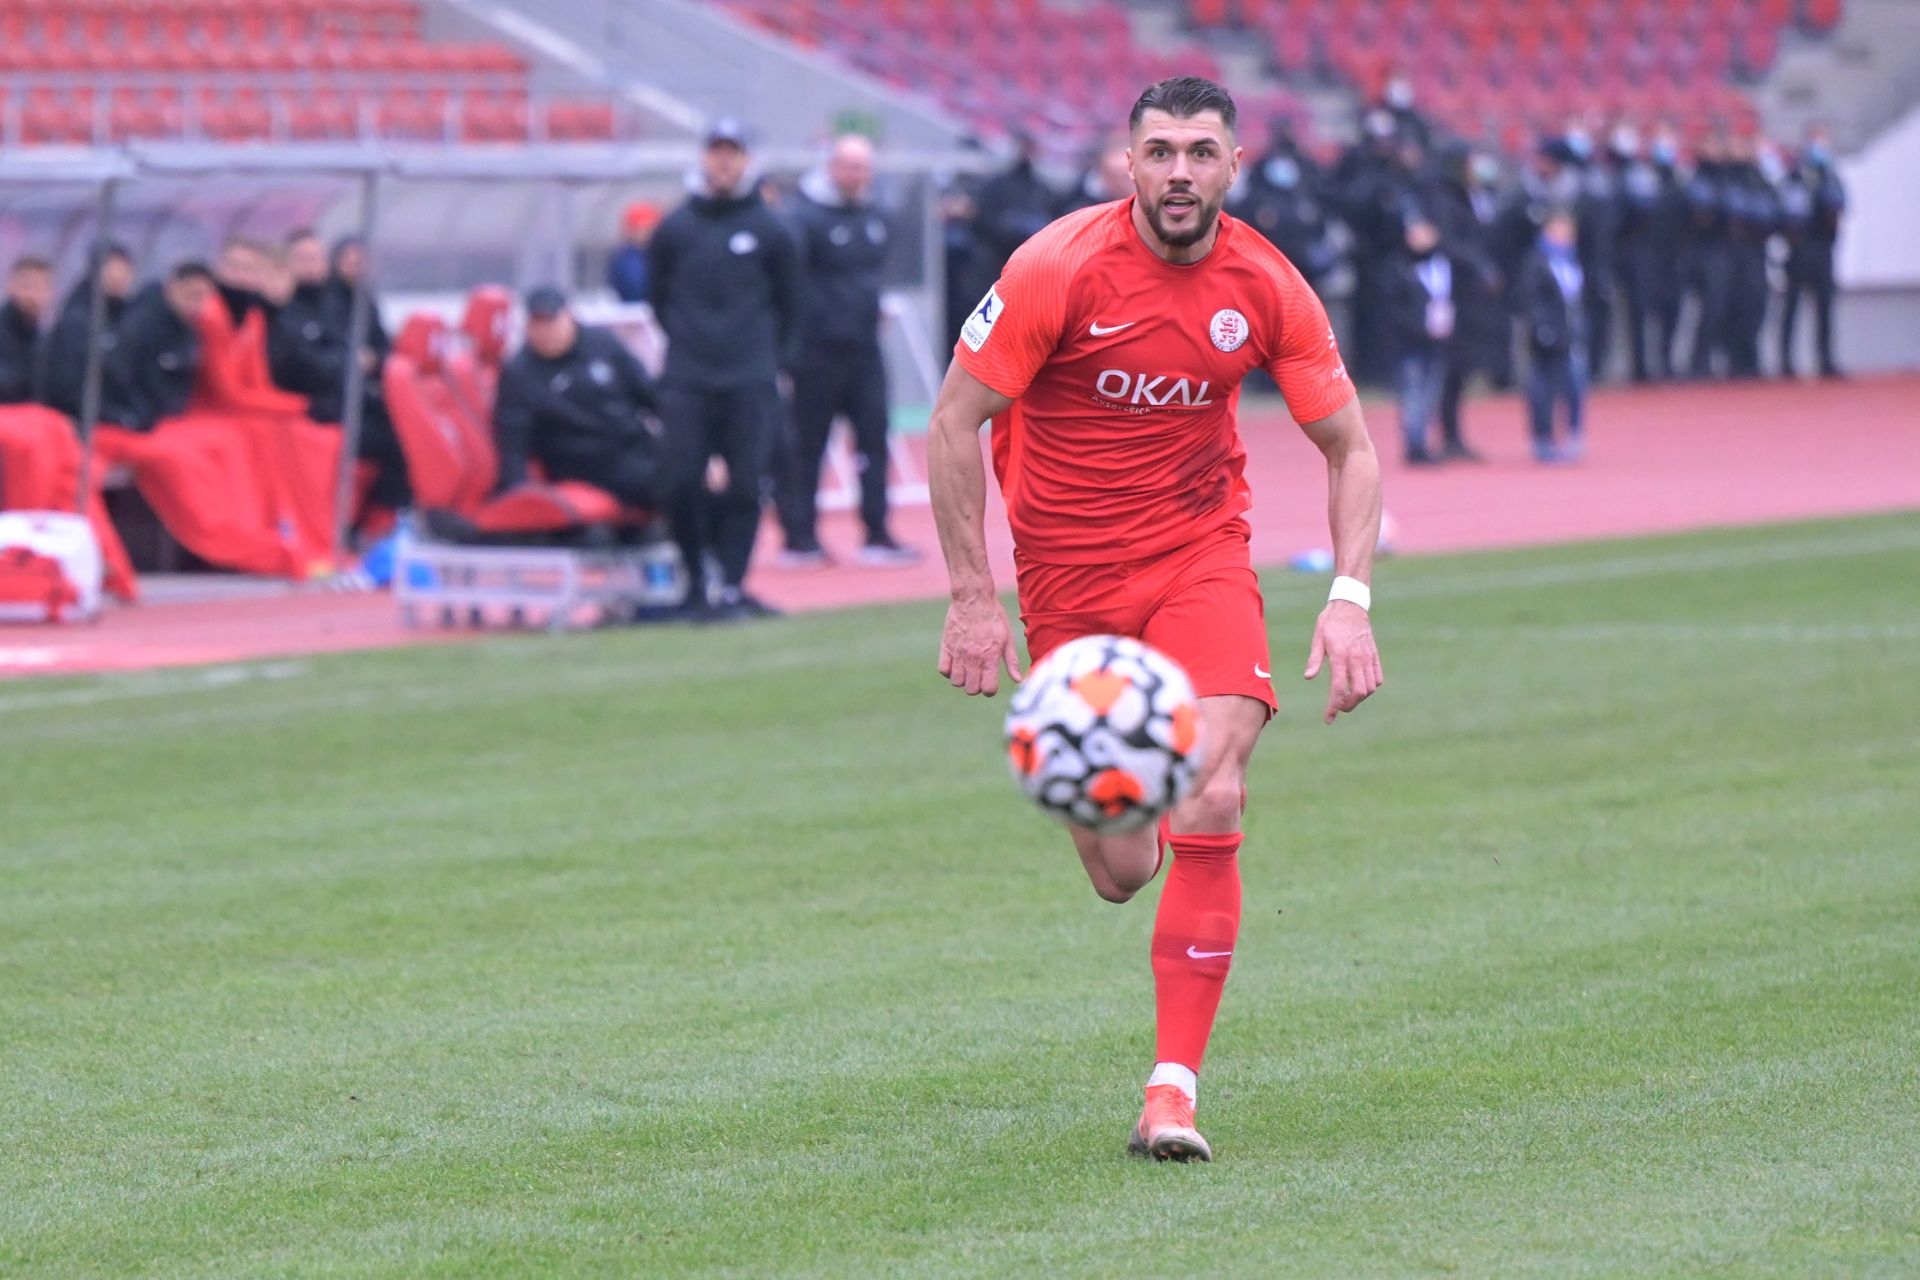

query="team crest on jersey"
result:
[729,231,759,255]
[1209,308,1249,353]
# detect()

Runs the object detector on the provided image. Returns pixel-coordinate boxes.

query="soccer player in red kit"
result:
[928,77,1386,1161]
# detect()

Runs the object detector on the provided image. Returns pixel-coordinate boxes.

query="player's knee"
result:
[1182,769,1247,832]
[1092,879,1138,905]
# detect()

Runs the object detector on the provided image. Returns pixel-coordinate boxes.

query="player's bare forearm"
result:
[1298,396,1385,722]
[927,362,1023,696]
[927,407,994,603]
[1302,396,1382,581]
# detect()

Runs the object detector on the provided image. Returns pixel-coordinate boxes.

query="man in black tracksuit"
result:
[649,118,799,620]
[0,256,53,405]
[1777,133,1847,378]
[777,134,919,566]
[1721,137,1780,380]
[1616,130,1685,382]
[492,287,662,507]
[1576,134,1625,382]
[42,244,134,419]
[1681,138,1734,379]
[101,263,214,433]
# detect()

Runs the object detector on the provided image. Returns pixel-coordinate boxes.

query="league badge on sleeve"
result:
[961,285,1004,352]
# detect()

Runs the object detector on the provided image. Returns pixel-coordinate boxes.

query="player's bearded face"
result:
[1129,111,1239,250]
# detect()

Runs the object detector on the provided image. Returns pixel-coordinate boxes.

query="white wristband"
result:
[1328,575,1371,612]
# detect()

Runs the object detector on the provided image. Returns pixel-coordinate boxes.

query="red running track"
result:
[5,375,1917,679]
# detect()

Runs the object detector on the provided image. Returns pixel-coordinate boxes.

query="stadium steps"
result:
[1754,0,1920,152]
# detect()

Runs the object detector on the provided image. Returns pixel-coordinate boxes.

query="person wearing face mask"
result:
[1618,127,1686,382]
[1577,124,1627,383]
[1375,69,1430,151]
[1517,211,1588,464]
[1385,218,1455,466]
[1427,145,1508,458]
[649,118,800,621]
[1333,109,1421,384]
[1681,134,1734,379]
[1777,130,1846,379]
[1721,134,1781,379]
[1234,120,1335,292]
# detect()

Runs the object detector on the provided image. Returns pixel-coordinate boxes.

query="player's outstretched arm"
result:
[1298,396,1385,724]
[927,361,1022,697]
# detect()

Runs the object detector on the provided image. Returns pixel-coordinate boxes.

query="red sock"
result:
[1150,831,1242,1073]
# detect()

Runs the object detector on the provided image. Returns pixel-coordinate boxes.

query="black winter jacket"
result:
[492,325,661,491]
[0,300,42,405]
[788,172,891,353]
[649,186,799,388]
[101,284,200,432]
[41,285,128,419]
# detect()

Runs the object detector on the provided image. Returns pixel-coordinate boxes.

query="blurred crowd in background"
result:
[933,78,1848,461]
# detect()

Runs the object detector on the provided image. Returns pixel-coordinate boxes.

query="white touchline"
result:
[1089,321,1137,336]
[1186,946,1233,959]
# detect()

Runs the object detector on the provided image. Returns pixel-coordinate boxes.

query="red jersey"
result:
[955,198,1353,565]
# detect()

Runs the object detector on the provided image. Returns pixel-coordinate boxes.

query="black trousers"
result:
[545,442,661,510]
[1684,243,1733,379]
[1726,246,1770,379]
[657,379,779,597]
[353,398,412,512]
[1780,247,1838,375]
[778,342,890,549]
[1583,269,1616,383]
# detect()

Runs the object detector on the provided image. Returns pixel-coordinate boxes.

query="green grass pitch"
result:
[5,514,1919,1278]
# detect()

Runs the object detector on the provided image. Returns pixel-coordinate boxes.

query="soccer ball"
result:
[1003,635,1205,833]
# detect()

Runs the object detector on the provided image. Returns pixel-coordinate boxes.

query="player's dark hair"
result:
[1129,77,1237,134]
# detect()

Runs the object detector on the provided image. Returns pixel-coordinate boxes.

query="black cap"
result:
[704,117,750,149]
[524,285,567,319]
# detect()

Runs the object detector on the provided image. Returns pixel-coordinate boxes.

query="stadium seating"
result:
[0,0,625,146]
[384,292,648,539]
[1188,0,1845,142]
[716,0,1842,154]
[718,0,1307,155]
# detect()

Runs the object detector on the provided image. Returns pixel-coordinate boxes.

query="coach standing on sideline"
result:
[649,118,799,621]
[777,134,920,567]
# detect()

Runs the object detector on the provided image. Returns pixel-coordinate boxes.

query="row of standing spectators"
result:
[941,91,1848,463]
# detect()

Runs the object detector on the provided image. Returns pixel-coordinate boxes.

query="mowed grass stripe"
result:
[3,513,1917,1278]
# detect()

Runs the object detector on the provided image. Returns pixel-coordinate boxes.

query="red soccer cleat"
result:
[1127,1083,1213,1162]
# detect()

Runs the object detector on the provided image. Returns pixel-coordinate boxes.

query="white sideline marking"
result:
[0,661,307,714]
[1420,621,1920,644]
[1385,528,1920,602]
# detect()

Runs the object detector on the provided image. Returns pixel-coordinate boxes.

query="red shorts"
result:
[1015,517,1277,713]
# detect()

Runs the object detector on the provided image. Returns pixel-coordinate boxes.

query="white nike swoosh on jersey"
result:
[1186,946,1233,960]
[1089,321,1137,336]
[1253,663,1271,679]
